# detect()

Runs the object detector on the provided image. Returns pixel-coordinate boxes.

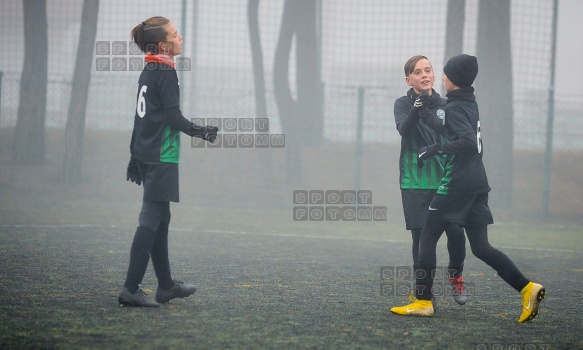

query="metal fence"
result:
[1,0,580,148]
[0,0,581,218]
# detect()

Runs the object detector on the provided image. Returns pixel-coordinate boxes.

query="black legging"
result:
[416,212,530,300]
[123,201,173,293]
[411,223,466,278]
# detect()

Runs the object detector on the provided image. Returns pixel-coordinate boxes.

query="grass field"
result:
[1,212,582,349]
[1,130,582,349]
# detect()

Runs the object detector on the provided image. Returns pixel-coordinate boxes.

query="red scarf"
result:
[144,54,175,69]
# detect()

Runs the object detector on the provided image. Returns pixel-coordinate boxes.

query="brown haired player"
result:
[393,55,468,307]
[119,16,217,307]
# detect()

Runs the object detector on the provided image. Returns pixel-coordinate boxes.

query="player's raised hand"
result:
[418,143,442,167]
[413,91,430,108]
[126,157,142,186]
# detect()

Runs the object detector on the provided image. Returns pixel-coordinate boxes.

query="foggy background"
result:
[1,3,582,348]
[0,0,582,223]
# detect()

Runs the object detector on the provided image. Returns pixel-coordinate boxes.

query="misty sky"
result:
[0,0,580,97]
[556,0,583,96]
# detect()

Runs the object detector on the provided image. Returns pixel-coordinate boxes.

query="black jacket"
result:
[437,87,490,195]
[393,88,448,189]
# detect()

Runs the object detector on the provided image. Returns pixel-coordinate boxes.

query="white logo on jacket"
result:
[436,109,445,125]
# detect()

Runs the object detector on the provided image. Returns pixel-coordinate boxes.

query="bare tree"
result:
[60,0,99,183]
[273,0,323,185]
[295,0,323,146]
[273,0,300,185]
[248,0,268,123]
[248,0,274,187]
[476,0,513,208]
[444,0,465,60]
[12,0,48,164]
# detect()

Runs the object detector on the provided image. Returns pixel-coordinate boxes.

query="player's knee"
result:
[138,202,166,232]
[139,214,161,232]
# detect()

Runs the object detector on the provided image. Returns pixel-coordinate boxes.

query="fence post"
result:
[542,0,559,220]
[355,86,365,192]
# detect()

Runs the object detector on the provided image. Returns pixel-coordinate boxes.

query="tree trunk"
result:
[248,0,274,188]
[273,0,302,185]
[0,71,3,141]
[444,0,465,61]
[273,0,323,186]
[248,0,268,123]
[12,0,48,164]
[476,0,513,208]
[60,0,99,183]
[295,0,323,147]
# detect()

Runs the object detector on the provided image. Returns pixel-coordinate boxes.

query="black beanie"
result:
[443,54,478,88]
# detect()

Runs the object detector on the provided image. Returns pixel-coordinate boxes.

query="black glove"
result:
[418,143,442,167]
[413,91,430,109]
[126,157,141,186]
[202,125,218,143]
[192,124,219,143]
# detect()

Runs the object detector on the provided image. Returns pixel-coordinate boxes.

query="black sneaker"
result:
[118,287,160,307]
[156,281,197,303]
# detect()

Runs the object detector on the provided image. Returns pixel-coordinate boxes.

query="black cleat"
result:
[118,287,160,307]
[156,281,197,303]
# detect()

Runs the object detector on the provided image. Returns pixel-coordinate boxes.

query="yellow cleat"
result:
[407,290,438,310]
[408,289,416,302]
[518,282,545,323]
[391,299,434,317]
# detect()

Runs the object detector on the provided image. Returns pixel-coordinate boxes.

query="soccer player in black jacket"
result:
[118,16,218,307]
[394,55,467,305]
[391,54,545,322]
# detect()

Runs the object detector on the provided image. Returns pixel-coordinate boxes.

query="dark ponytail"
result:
[130,16,170,54]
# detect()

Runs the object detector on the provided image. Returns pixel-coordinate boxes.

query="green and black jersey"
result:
[131,62,182,164]
[438,86,490,195]
[394,88,448,190]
